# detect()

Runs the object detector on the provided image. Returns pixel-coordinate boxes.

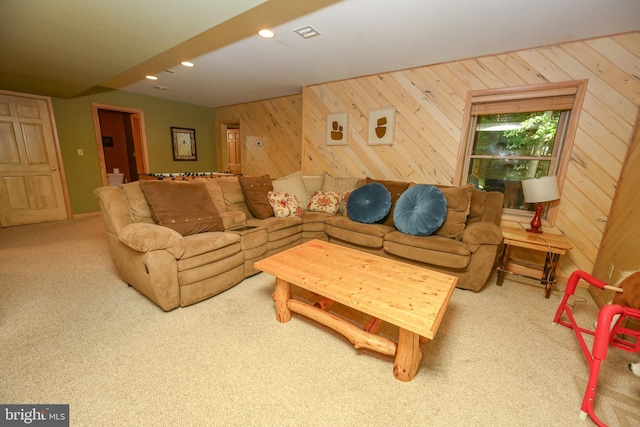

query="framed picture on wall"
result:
[368,107,395,145]
[327,112,349,145]
[171,127,197,161]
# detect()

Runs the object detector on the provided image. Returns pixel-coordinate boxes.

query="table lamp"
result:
[520,175,559,234]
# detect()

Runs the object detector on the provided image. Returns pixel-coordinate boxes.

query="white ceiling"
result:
[2,0,640,108]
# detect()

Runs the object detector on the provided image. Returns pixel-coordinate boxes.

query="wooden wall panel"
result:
[301,32,640,280]
[214,94,302,178]
[590,113,640,305]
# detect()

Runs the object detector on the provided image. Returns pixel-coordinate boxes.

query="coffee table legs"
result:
[272,277,425,381]
[272,277,292,323]
[394,328,423,382]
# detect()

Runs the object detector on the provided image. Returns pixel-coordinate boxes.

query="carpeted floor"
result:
[1,214,638,426]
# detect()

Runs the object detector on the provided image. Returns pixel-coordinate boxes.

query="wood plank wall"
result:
[301,32,640,281]
[214,32,640,284]
[214,94,303,177]
[590,115,640,305]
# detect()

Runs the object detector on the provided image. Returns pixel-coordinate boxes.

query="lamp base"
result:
[526,202,545,234]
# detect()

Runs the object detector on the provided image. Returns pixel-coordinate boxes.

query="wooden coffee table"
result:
[254,239,457,381]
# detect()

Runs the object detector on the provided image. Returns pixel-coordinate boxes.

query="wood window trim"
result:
[455,80,588,226]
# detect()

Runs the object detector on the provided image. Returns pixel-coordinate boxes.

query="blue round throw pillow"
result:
[393,184,447,236]
[346,182,392,224]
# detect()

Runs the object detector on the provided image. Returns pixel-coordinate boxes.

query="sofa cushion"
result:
[321,172,361,193]
[120,181,154,223]
[272,171,311,208]
[435,184,473,239]
[325,216,394,248]
[179,232,241,262]
[393,184,447,236]
[139,180,225,236]
[303,175,325,195]
[364,178,410,226]
[219,211,245,230]
[246,216,303,236]
[302,211,331,226]
[267,191,304,218]
[198,178,227,213]
[346,182,392,224]
[239,175,274,219]
[307,191,341,215]
[467,191,504,225]
[217,176,253,218]
[383,232,471,269]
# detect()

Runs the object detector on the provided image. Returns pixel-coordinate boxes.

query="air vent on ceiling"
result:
[293,25,321,39]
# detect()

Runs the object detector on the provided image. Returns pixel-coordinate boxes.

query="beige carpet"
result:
[1,215,639,426]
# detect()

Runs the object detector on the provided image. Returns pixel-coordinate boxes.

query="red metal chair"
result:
[553,270,640,427]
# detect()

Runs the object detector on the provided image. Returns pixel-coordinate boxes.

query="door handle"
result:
[51,166,57,171]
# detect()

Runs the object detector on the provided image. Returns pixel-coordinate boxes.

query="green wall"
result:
[51,89,216,215]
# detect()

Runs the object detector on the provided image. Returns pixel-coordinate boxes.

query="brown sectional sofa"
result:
[94,172,503,311]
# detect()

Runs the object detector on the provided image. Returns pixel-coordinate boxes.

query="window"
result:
[461,83,583,224]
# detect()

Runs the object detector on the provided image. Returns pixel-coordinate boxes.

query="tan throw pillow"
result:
[120,181,154,223]
[216,176,253,218]
[272,171,311,208]
[435,184,473,239]
[139,180,224,236]
[197,179,227,213]
[364,178,410,227]
[267,191,304,217]
[238,175,274,219]
[307,191,341,215]
[321,172,361,193]
[303,175,325,195]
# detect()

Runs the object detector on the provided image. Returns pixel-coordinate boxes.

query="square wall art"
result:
[368,107,395,145]
[327,112,349,145]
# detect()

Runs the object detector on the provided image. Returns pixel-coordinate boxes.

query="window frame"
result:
[456,81,587,226]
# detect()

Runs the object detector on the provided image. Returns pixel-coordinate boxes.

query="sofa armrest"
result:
[118,223,185,259]
[461,221,503,252]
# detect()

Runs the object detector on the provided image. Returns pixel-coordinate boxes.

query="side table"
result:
[496,226,573,298]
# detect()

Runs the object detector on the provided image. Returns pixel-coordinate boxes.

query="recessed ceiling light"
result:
[145,75,158,80]
[258,29,275,38]
[181,61,195,67]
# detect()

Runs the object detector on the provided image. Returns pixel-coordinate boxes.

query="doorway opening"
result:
[91,103,149,185]
[217,121,241,174]
[226,124,241,175]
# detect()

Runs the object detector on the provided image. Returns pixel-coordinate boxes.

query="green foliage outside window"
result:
[467,110,563,211]
[503,111,560,151]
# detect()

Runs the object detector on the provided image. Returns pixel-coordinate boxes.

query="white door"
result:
[0,92,69,226]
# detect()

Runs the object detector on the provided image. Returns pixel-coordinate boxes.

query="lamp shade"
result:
[521,176,560,203]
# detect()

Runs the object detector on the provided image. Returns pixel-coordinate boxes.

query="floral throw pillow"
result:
[341,189,354,216]
[307,191,341,215]
[267,191,304,218]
